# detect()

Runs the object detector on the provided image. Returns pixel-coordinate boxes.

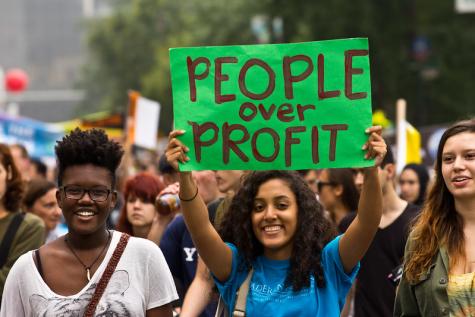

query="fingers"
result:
[159,183,180,196]
[166,130,190,170]
[168,129,185,140]
[363,126,387,161]
[365,125,382,135]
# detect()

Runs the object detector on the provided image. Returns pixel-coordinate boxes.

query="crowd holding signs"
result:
[170,38,373,171]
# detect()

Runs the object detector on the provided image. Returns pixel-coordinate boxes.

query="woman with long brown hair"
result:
[395,118,475,316]
[0,144,45,300]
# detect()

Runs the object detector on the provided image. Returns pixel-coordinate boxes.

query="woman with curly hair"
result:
[165,126,386,316]
[1,130,177,316]
[395,118,475,316]
[0,144,45,300]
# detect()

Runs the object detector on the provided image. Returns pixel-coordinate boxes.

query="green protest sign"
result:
[170,38,373,171]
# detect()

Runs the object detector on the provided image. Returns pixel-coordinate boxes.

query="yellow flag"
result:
[406,122,421,164]
[372,110,393,128]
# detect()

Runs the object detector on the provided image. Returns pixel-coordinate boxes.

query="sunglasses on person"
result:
[316,181,336,192]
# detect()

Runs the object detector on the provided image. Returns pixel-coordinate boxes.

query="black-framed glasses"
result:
[316,181,335,193]
[60,186,112,202]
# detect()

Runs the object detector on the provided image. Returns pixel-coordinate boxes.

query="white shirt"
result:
[0,230,178,316]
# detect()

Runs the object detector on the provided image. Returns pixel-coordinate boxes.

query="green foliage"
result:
[80,0,475,130]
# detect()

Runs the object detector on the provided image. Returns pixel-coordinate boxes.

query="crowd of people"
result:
[0,117,473,316]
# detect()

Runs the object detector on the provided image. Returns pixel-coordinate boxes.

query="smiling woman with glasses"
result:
[1,129,178,317]
[60,186,112,202]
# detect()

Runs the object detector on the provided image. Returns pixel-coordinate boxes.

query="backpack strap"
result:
[83,233,130,317]
[233,268,253,317]
[214,268,254,317]
[0,212,25,268]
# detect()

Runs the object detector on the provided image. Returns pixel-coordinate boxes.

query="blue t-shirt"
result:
[214,235,358,317]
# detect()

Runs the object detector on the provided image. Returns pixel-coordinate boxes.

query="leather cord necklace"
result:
[64,230,112,281]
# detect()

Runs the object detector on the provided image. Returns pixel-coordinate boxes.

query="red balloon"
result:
[5,69,29,93]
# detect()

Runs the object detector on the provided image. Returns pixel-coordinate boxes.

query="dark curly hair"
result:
[55,128,124,187]
[0,144,25,212]
[218,170,336,291]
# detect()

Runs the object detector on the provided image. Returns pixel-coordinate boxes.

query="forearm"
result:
[180,276,214,317]
[179,172,217,248]
[179,172,232,280]
[339,167,383,272]
[356,167,382,230]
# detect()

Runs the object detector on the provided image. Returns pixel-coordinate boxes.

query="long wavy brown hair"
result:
[404,118,475,282]
[0,144,24,212]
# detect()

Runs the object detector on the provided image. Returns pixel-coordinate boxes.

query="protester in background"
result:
[351,168,365,193]
[160,170,227,317]
[0,144,45,300]
[317,168,359,229]
[23,179,63,243]
[29,158,48,180]
[193,171,222,207]
[340,148,420,317]
[115,172,174,245]
[166,126,386,316]
[297,169,319,194]
[9,143,31,181]
[213,170,247,227]
[158,154,180,186]
[399,163,430,206]
[395,119,475,316]
[1,129,177,316]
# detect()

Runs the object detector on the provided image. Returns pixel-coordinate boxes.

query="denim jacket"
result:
[394,239,450,317]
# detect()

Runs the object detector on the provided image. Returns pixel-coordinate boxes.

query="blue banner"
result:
[0,114,64,159]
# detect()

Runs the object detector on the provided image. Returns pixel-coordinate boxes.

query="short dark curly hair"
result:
[55,128,124,187]
[0,144,24,212]
[218,170,336,291]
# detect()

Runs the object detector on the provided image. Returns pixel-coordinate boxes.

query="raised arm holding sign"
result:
[170,38,374,171]
[167,38,387,317]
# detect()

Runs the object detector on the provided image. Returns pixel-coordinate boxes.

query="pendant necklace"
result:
[64,230,112,281]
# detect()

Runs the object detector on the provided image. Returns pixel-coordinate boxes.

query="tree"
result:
[79,0,261,132]
[80,0,475,129]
